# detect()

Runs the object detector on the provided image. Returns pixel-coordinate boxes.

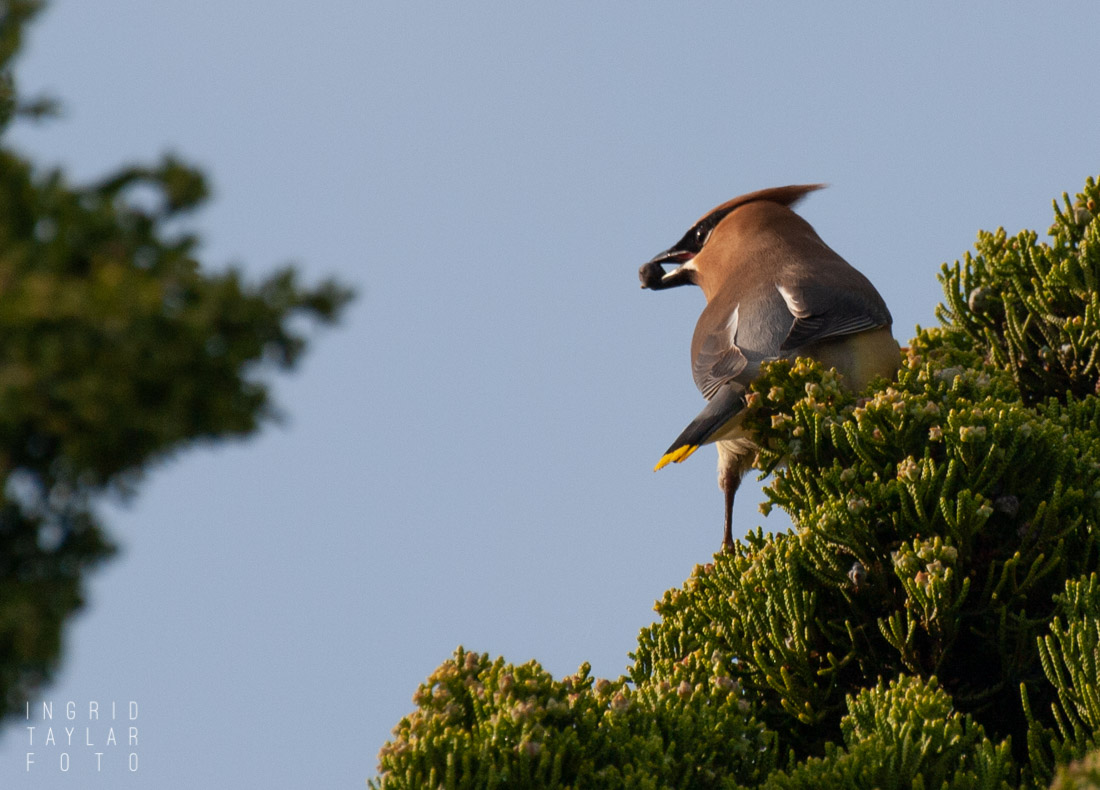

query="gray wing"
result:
[692,317,749,399]
[691,288,794,399]
[776,272,892,353]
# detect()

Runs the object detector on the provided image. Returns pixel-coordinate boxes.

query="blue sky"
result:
[2,2,1099,786]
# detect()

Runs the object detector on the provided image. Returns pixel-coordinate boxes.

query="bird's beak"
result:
[639,248,696,290]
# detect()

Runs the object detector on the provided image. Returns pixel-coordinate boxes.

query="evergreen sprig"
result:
[938,177,1100,404]
[761,676,1013,789]
[371,647,775,789]
[1025,575,1100,784]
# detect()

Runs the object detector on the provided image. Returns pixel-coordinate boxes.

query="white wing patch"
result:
[776,283,806,318]
[726,304,740,345]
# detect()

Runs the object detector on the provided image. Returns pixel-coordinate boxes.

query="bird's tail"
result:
[654,385,746,471]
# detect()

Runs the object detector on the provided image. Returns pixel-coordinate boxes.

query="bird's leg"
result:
[717,443,754,553]
[718,462,743,553]
[723,482,736,552]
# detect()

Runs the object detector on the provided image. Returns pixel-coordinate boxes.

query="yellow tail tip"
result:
[653,444,699,471]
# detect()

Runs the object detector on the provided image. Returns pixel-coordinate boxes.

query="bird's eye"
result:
[694,226,708,247]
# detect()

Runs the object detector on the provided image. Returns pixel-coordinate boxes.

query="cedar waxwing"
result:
[640,184,899,550]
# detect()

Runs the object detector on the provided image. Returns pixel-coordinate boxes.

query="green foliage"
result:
[762,676,1013,789]
[0,2,351,719]
[1050,749,1100,790]
[938,176,1100,405]
[1024,574,1100,784]
[371,647,775,789]
[0,1,56,127]
[374,178,1100,787]
[631,345,1100,758]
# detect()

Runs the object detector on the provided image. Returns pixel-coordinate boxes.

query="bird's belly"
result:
[799,327,901,389]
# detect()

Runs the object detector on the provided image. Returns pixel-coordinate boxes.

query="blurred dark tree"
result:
[0,0,352,719]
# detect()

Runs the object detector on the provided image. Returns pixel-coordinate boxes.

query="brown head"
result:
[639,183,826,301]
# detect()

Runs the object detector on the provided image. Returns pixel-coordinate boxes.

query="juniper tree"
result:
[372,179,1100,788]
